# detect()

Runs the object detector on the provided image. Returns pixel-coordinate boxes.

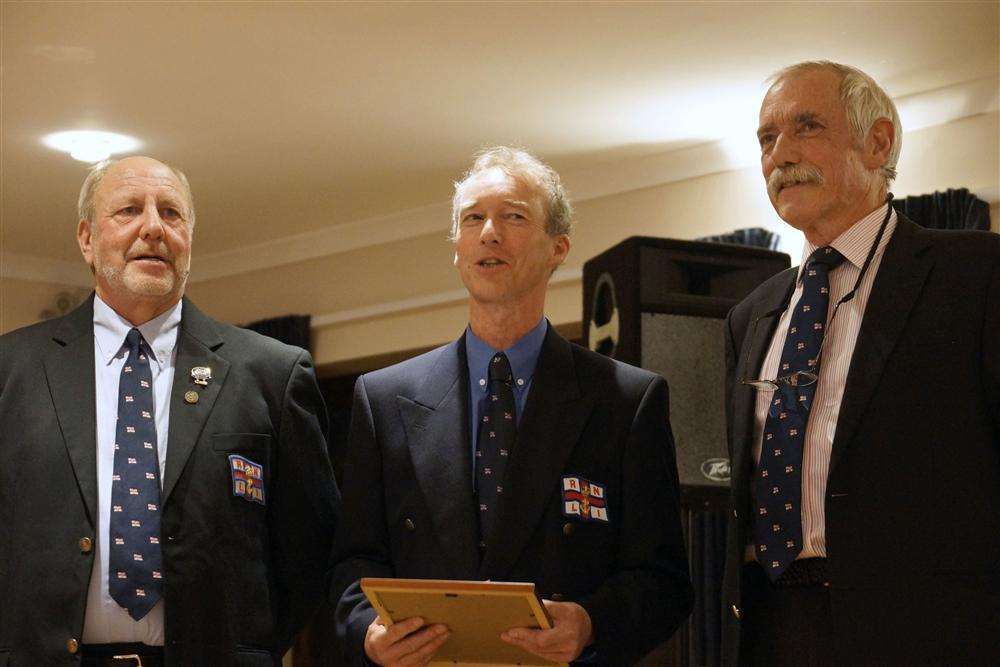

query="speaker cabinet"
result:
[583,237,790,495]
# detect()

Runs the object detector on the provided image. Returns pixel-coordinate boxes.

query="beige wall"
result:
[4,111,998,372]
[0,277,89,334]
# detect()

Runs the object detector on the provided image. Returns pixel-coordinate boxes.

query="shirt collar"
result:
[798,202,896,282]
[93,294,183,369]
[466,317,548,392]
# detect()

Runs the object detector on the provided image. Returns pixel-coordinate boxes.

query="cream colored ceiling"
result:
[2,1,997,268]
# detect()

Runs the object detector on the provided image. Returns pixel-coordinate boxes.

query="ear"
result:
[77,219,95,267]
[550,234,571,268]
[864,117,894,172]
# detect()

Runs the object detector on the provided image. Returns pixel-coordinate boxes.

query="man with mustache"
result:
[332,146,692,666]
[722,61,999,665]
[0,156,340,665]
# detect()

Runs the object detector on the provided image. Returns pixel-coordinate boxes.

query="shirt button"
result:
[404,518,415,531]
[78,537,93,554]
[562,522,574,536]
[67,638,80,654]
[479,379,486,387]
[516,378,525,386]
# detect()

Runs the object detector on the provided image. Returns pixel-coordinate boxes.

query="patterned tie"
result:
[754,246,845,580]
[476,352,516,549]
[109,328,164,620]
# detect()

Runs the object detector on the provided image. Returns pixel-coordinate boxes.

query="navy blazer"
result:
[331,327,693,665]
[0,296,340,666]
[722,215,1000,665]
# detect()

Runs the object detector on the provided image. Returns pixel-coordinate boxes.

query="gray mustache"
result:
[767,165,824,200]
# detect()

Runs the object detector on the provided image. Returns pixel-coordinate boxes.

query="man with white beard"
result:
[0,156,340,665]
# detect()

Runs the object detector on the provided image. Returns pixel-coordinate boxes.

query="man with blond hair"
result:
[332,146,692,666]
[723,61,999,665]
[0,156,340,665]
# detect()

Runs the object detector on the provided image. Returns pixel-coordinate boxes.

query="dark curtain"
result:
[243,314,312,351]
[696,227,781,250]
[892,187,991,231]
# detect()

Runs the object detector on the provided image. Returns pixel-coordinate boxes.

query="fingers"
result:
[383,616,428,643]
[366,616,450,667]
[395,626,450,667]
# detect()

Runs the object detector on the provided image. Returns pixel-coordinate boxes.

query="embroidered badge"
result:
[562,476,609,523]
[228,455,265,505]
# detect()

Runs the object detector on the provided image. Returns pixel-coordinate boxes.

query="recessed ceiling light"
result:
[41,130,141,163]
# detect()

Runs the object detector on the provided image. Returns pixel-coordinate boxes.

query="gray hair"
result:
[450,146,573,240]
[77,157,196,227]
[769,60,902,184]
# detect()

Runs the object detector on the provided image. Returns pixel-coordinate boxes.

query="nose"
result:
[138,201,165,241]
[768,131,800,170]
[479,216,501,245]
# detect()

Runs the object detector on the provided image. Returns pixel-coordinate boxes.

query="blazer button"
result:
[562,522,574,536]
[733,509,738,519]
[731,604,741,620]
[78,536,93,554]
[67,638,79,654]
[550,593,564,601]
[404,518,415,531]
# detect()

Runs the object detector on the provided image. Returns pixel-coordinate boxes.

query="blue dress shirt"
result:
[465,318,547,488]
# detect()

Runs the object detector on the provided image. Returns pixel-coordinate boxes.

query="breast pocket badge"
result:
[562,475,608,523]
[228,455,266,505]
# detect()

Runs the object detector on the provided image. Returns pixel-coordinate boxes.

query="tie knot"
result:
[806,246,846,270]
[489,352,513,384]
[125,328,145,355]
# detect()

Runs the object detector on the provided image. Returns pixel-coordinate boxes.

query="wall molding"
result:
[4,76,996,289]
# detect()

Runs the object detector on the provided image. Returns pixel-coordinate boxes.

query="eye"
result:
[462,213,484,225]
[758,134,775,150]
[506,212,526,220]
[798,120,823,135]
[117,205,141,216]
[160,207,182,221]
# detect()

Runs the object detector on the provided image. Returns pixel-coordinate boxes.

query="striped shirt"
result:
[749,203,897,560]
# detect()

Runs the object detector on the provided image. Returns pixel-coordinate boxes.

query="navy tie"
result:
[754,246,845,580]
[476,352,516,549]
[109,328,164,620]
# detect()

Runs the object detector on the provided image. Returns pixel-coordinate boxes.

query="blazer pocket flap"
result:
[212,433,272,452]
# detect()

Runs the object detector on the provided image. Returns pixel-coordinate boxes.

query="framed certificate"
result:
[360,578,566,666]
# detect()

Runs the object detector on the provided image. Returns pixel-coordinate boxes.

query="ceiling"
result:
[2,1,998,270]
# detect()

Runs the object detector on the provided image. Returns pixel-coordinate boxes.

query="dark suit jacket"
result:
[0,296,340,666]
[722,215,1000,665]
[331,327,693,665]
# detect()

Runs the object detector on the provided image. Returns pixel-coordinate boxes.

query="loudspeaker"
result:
[583,237,790,495]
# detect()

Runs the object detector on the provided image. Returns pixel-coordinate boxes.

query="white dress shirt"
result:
[749,204,897,560]
[81,295,182,645]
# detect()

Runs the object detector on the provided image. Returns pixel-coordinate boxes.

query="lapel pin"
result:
[184,390,199,405]
[191,366,212,386]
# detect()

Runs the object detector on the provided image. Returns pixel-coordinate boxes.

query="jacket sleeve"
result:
[577,375,694,664]
[983,233,1000,439]
[270,349,341,651]
[330,375,394,665]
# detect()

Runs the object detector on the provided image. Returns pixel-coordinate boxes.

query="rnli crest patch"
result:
[562,476,608,523]
[228,455,265,505]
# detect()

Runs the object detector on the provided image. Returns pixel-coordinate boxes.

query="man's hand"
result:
[500,599,593,663]
[364,615,450,667]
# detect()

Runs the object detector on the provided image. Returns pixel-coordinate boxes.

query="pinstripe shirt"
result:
[749,203,897,559]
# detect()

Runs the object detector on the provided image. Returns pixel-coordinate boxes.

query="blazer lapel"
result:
[730,272,796,503]
[480,328,596,581]
[162,298,230,506]
[399,339,479,578]
[830,216,933,474]
[44,295,99,526]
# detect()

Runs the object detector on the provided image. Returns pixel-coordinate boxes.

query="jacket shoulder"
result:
[567,340,663,394]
